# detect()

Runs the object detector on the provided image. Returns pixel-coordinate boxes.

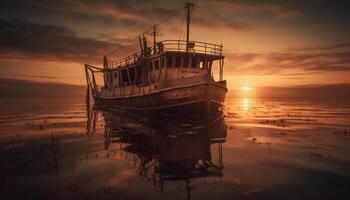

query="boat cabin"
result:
[84,0,227,116]
[102,39,224,95]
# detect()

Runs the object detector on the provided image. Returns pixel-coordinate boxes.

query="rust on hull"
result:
[94,80,227,116]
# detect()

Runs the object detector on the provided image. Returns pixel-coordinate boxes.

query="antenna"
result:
[185,0,194,52]
[148,25,162,47]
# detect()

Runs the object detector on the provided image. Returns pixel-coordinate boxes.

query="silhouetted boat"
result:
[85,0,227,117]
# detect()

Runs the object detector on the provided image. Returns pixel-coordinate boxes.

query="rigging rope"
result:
[178,7,186,41]
[106,9,184,57]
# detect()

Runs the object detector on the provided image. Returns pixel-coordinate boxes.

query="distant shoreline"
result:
[1,78,350,99]
[0,79,85,98]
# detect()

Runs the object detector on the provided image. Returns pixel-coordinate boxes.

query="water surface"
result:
[1,95,350,199]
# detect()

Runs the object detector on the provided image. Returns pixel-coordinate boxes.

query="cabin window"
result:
[208,60,213,69]
[128,67,136,83]
[109,73,113,88]
[136,65,142,85]
[199,59,207,69]
[161,58,165,68]
[149,61,153,71]
[121,70,129,85]
[183,56,189,68]
[199,61,204,69]
[167,56,173,68]
[191,57,198,69]
[144,63,150,85]
[154,60,159,70]
[175,56,181,68]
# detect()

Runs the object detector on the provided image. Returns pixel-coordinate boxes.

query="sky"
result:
[0,0,350,90]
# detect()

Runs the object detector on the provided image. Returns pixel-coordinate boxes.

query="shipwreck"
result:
[85,1,227,117]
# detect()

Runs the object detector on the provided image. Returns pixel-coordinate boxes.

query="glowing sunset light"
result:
[0,1,349,88]
[0,1,350,200]
[242,97,250,111]
[241,86,252,92]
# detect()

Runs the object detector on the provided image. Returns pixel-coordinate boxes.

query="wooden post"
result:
[206,61,212,118]
[219,58,224,81]
[127,67,131,86]
[132,65,138,95]
[147,61,152,90]
[119,70,122,96]
[153,26,156,48]
[103,56,109,87]
[84,65,90,90]
[112,71,115,96]
[84,65,91,107]
[91,70,99,97]
[185,0,194,52]
[139,36,144,56]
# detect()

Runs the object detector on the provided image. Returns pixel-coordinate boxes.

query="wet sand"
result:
[0,95,350,200]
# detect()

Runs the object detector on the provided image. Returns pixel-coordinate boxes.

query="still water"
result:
[0,95,349,200]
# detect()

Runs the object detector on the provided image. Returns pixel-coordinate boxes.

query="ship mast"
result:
[185,0,194,52]
[153,26,156,47]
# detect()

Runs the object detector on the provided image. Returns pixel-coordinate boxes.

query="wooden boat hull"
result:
[94,80,227,116]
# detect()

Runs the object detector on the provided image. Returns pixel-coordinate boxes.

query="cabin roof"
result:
[163,51,225,60]
[109,40,224,69]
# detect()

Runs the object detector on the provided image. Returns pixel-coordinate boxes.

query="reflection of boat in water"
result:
[87,106,227,199]
[84,0,227,118]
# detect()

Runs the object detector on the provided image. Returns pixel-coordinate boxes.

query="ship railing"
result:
[110,53,140,69]
[109,40,223,69]
[161,40,223,56]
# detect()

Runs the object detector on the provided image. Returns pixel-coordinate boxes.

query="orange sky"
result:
[1,0,349,90]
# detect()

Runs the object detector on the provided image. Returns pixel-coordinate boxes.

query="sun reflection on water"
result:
[242,97,250,111]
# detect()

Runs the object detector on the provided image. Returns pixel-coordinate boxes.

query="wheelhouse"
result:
[103,40,224,89]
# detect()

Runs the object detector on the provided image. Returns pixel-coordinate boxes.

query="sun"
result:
[241,86,252,92]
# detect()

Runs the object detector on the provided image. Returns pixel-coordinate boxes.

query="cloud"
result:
[192,9,254,31]
[0,0,255,64]
[75,0,252,31]
[287,43,350,51]
[212,0,301,19]
[0,0,180,33]
[0,0,349,74]
[70,0,179,21]
[1,15,350,76]
[225,43,350,75]
[0,0,255,37]
[14,74,60,80]
[0,18,120,64]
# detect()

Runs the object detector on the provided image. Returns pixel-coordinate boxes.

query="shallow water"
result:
[0,95,350,200]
